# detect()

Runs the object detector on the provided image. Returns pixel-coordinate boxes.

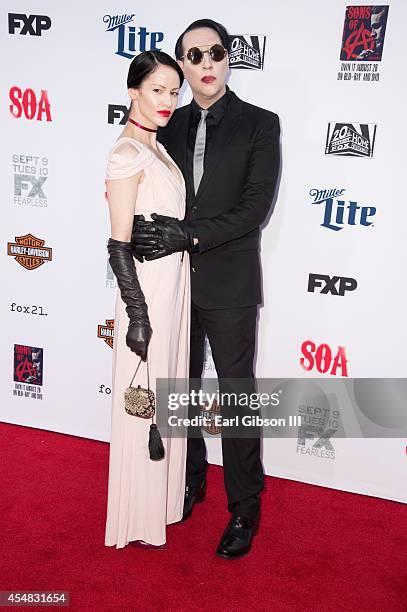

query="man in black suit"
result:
[132,18,280,559]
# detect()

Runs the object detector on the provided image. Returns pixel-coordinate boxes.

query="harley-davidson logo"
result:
[7,233,52,270]
[97,319,115,349]
[200,399,222,435]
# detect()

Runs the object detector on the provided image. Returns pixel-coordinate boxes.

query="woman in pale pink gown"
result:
[104,51,190,549]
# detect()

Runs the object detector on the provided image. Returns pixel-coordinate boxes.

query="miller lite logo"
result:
[103,13,164,59]
[309,188,376,231]
[98,319,114,348]
[7,234,52,270]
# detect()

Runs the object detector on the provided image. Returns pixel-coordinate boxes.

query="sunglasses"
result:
[181,44,227,65]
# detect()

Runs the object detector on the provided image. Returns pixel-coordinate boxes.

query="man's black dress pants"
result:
[186,301,264,520]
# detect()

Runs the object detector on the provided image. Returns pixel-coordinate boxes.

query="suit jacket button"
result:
[191,205,198,213]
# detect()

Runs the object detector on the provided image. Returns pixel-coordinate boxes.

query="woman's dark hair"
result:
[127,50,184,90]
[174,19,230,60]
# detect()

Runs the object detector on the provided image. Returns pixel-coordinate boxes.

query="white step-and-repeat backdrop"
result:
[1,1,406,503]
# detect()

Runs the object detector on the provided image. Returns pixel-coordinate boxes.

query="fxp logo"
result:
[8,14,51,36]
[308,273,357,296]
[103,13,164,59]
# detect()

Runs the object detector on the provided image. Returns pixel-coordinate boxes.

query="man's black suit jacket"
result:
[157,91,280,310]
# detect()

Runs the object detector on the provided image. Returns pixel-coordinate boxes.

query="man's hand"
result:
[131,216,158,260]
[132,213,194,261]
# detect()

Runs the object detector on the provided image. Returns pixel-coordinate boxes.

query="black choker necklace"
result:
[128,117,157,133]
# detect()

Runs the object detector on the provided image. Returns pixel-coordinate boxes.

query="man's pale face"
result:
[178,27,229,106]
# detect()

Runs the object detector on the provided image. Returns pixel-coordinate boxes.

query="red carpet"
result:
[1,422,406,611]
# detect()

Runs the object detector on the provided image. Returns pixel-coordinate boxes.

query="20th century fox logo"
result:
[325,122,377,157]
[228,35,266,70]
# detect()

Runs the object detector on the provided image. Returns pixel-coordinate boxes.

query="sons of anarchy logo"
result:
[228,35,266,70]
[297,404,341,460]
[103,13,164,59]
[300,340,348,377]
[13,344,43,400]
[325,123,377,158]
[9,87,52,121]
[13,154,48,207]
[98,319,114,348]
[338,6,389,83]
[7,234,52,270]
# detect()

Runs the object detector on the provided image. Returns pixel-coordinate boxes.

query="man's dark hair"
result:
[371,5,389,16]
[174,19,230,60]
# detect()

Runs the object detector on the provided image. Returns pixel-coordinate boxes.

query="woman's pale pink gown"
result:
[104,137,190,548]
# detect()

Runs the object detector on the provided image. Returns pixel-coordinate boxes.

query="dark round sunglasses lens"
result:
[210,45,226,61]
[188,47,203,64]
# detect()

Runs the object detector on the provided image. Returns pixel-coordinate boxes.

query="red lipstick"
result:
[157,110,171,117]
[202,76,216,84]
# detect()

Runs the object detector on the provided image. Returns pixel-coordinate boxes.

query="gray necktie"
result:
[193,109,208,194]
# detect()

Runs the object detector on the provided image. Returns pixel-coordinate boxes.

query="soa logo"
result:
[300,340,348,377]
[9,87,52,122]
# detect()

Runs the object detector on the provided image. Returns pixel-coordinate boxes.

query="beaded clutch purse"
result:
[124,357,155,419]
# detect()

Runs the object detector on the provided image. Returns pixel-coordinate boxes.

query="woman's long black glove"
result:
[107,238,152,360]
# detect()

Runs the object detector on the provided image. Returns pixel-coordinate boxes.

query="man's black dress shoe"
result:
[216,514,258,559]
[181,480,206,522]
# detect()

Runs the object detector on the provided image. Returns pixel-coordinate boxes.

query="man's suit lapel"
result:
[195,93,243,201]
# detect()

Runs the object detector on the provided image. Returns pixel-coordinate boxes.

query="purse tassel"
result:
[149,423,165,460]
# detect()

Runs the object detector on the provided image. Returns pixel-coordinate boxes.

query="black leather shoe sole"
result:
[216,543,252,560]
[181,481,206,522]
